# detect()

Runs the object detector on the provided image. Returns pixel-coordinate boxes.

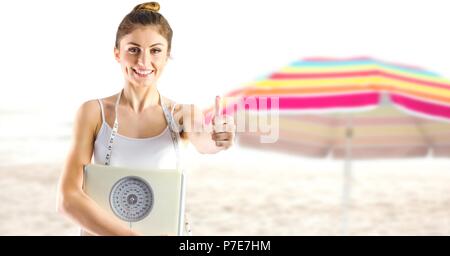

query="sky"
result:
[0,0,449,118]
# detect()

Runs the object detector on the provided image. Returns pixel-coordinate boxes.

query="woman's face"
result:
[114,26,169,88]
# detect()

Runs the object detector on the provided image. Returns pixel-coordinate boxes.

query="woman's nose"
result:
[137,49,152,66]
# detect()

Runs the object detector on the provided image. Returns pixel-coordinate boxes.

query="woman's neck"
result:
[121,83,160,113]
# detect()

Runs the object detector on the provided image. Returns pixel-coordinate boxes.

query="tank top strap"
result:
[159,94,182,134]
[97,99,105,123]
[171,103,178,115]
[104,90,122,166]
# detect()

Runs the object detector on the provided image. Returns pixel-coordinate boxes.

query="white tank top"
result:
[93,99,177,169]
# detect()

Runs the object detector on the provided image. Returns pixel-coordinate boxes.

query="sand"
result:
[0,148,449,235]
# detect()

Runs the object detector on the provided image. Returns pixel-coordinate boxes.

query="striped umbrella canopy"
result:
[207,56,450,235]
[212,57,450,159]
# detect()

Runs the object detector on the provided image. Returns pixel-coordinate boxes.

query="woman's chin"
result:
[130,78,155,88]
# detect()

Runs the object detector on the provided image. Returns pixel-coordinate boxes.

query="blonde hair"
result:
[115,2,173,53]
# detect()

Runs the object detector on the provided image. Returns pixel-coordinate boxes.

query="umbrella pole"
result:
[341,114,353,235]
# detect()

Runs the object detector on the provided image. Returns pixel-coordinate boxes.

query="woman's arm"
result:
[56,100,140,236]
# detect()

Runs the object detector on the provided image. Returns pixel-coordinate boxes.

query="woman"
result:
[57,2,235,236]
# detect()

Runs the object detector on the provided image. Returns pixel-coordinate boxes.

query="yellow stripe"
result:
[253,76,450,99]
[334,126,424,136]
[377,76,450,98]
[280,66,450,84]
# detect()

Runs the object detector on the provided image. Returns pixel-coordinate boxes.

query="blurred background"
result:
[0,0,449,235]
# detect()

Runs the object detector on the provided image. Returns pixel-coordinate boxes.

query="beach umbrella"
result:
[209,57,450,234]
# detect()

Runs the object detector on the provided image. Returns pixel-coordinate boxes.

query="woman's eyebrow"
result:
[127,42,141,47]
[126,42,164,47]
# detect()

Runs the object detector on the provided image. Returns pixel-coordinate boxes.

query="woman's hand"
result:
[211,96,235,150]
[173,96,236,154]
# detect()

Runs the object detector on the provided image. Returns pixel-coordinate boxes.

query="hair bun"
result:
[133,2,160,12]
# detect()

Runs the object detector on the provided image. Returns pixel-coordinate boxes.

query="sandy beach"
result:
[0,147,449,236]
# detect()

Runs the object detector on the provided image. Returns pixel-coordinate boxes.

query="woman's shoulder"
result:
[75,98,108,135]
[77,99,101,119]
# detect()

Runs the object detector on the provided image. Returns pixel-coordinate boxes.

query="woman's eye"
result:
[150,48,162,54]
[128,47,140,54]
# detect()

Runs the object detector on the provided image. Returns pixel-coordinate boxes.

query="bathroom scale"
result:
[82,163,186,236]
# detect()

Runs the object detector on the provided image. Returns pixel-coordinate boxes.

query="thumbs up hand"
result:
[211,96,236,150]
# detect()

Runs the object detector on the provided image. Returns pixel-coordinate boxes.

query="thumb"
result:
[215,95,221,118]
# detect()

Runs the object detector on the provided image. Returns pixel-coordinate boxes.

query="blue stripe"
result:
[290,59,440,77]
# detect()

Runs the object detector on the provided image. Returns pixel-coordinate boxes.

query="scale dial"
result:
[109,176,153,222]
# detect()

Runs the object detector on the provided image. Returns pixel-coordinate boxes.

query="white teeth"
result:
[133,68,153,75]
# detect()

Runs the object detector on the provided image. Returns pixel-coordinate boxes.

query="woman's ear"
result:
[114,47,120,63]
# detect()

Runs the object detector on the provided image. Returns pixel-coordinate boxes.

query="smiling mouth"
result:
[131,68,154,78]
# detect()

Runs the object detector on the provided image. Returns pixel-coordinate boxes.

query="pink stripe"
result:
[391,93,450,120]
[274,93,379,109]
[212,92,377,122]
[220,92,379,113]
